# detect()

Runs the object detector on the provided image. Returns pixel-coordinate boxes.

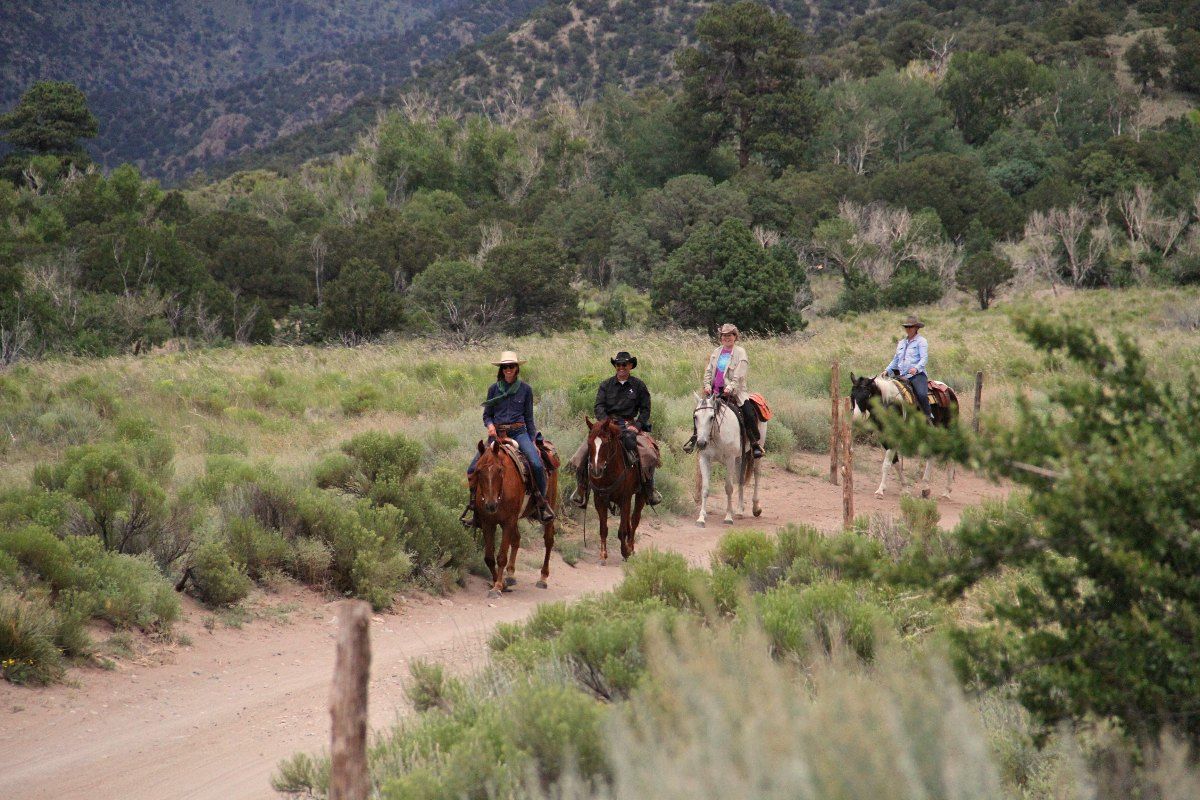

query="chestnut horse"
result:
[470,438,557,598]
[584,416,645,564]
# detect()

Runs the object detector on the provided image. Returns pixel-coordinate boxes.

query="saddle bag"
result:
[748,393,773,422]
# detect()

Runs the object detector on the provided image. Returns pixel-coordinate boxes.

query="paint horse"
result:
[470,437,558,598]
[583,416,645,563]
[849,373,958,499]
[691,393,767,526]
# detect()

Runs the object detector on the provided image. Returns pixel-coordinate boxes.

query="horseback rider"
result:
[462,350,555,527]
[885,315,934,423]
[567,350,663,508]
[684,323,762,459]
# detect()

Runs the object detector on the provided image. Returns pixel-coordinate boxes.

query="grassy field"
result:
[4,285,1198,494]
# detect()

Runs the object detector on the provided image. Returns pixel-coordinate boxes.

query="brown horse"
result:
[583,416,645,564]
[471,438,557,598]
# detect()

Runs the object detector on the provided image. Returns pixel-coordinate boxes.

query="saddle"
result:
[891,376,951,407]
[477,436,559,496]
[748,393,773,421]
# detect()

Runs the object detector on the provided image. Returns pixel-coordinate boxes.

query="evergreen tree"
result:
[0,81,98,158]
[676,1,817,170]
[1125,32,1169,92]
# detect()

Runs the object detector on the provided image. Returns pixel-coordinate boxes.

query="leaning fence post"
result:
[841,397,854,530]
[329,600,371,800]
[829,360,840,484]
[973,370,984,434]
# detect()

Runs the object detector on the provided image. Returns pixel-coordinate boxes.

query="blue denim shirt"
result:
[886,335,928,376]
[482,380,537,440]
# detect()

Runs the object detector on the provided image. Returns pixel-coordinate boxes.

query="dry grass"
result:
[3,287,1198,505]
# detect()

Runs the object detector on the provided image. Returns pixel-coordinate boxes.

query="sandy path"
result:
[0,455,1003,800]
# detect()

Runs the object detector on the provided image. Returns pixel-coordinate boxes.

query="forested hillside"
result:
[0,0,542,181]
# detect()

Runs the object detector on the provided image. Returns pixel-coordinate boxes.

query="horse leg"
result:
[696,452,710,527]
[619,498,633,560]
[629,494,644,558]
[505,527,520,588]
[752,458,763,517]
[724,457,736,525]
[537,519,553,589]
[493,521,515,595]
[483,521,500,598]
[942,461,955,499]
[596,500,609,566]
[920,458,933,499]
[736,453,747,519]
[876,449,891,497]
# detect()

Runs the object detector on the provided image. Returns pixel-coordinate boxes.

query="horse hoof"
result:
[696,519,705,528]
[874,490,884,499]
[487,589,501,599]
[536,580,548,589]
[504,576,516,587]
[600,558,607,566]
[939,492,951,500]
[753,508,762,517]
[723,518,734,525]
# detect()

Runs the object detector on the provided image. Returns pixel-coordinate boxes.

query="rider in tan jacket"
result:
[685,323,763,458]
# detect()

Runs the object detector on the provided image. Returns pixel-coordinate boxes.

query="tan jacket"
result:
[703,345,749,405]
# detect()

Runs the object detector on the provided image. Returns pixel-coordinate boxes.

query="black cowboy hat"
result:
[610,351,638,369]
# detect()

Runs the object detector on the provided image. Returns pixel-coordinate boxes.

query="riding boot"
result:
[459,486,478,528]
[533,484,556,522]
[644,468,663,506]
[568,463,589,509]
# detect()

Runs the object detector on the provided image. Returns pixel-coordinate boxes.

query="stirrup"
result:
[459,504,476,528]
[751,443,764,459]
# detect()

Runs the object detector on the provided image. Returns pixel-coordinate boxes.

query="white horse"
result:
[849,373,957,499]
[692,393,767,526]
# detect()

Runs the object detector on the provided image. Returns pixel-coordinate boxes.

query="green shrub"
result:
[0,524,78,589]
[292,537,332,585]
[341,430,422,485]
[68,536,180,629]
[507,681,610,785]
[340,383,383,416]
[0,590,65,685]
[189,456,264,503]
[407,658,461,713]
[53,589,94,657]
[224,517,293,580]
[189,539,252,607]
[614,550,707,610]
[752,582,892,662]
[205,430,248,455]
[0,487,80,531]
[351,548,411,610]
[312,452,365,493]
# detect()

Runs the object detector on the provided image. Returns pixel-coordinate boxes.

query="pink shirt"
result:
[712,347,733,392]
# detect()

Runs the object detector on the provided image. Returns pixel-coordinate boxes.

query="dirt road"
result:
[0,456,1004,800]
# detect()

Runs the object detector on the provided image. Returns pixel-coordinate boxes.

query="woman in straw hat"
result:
[685,323,762,458]
[463,350,554,526]
[885,315,934,422]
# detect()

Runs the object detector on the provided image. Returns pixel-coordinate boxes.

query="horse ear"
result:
[490,439,500,454]
[584,415,593,429]
[477,439,485,453]
[849,371,856,383]
[693,391,701,403]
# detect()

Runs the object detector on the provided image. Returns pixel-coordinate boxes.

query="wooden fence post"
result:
[841,397,854,530]
[973,370,984,434]
[329,600,371,800]
[829,360,840,484]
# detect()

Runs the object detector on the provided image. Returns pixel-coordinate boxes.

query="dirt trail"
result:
[0,455,1004,800]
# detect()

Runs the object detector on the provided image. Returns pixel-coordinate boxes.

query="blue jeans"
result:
[908,372,933,419]
[467,431,547,495]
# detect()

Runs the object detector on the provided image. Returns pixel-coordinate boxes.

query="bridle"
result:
[475,447,507,513]
[693,394,732,446]
[587,421,626,495]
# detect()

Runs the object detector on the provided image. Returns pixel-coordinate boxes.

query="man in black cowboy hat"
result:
[885,314,934,422]
[567,351,662,508]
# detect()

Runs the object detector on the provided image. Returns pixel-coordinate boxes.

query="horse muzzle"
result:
[483,500,499,513]
[852,405,867,419]
[695,438,708,450]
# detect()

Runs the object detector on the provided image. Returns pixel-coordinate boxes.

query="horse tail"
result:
[944,387,960,425]
[741,451,754,485]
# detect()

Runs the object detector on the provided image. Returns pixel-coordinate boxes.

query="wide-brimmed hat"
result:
[900,315,924,329]
[491,350,526,366]
[718,323,739,337]
[610,351,638,369]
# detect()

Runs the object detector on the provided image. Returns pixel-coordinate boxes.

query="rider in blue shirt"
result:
[886,315,934,422]
[462,351,554,526]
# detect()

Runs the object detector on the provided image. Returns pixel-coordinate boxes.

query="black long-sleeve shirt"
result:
[482,380,538,440]
[594,375,651,430]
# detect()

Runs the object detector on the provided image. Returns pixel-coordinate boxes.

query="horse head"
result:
[849,372,882,419]
[475,438,506,514]
[693,392,717,451]
[585,416,622,480]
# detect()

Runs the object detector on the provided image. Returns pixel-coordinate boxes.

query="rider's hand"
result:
[486,424,497,438]
[703,386,711,396]
[907,367,917,376]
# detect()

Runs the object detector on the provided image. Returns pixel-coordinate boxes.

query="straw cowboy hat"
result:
[718,323,739,336]
[609,350,638,369]
[490,350,527,366]
[900,315,925,329]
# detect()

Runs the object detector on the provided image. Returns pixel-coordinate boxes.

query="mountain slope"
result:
[216,0,880,179]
